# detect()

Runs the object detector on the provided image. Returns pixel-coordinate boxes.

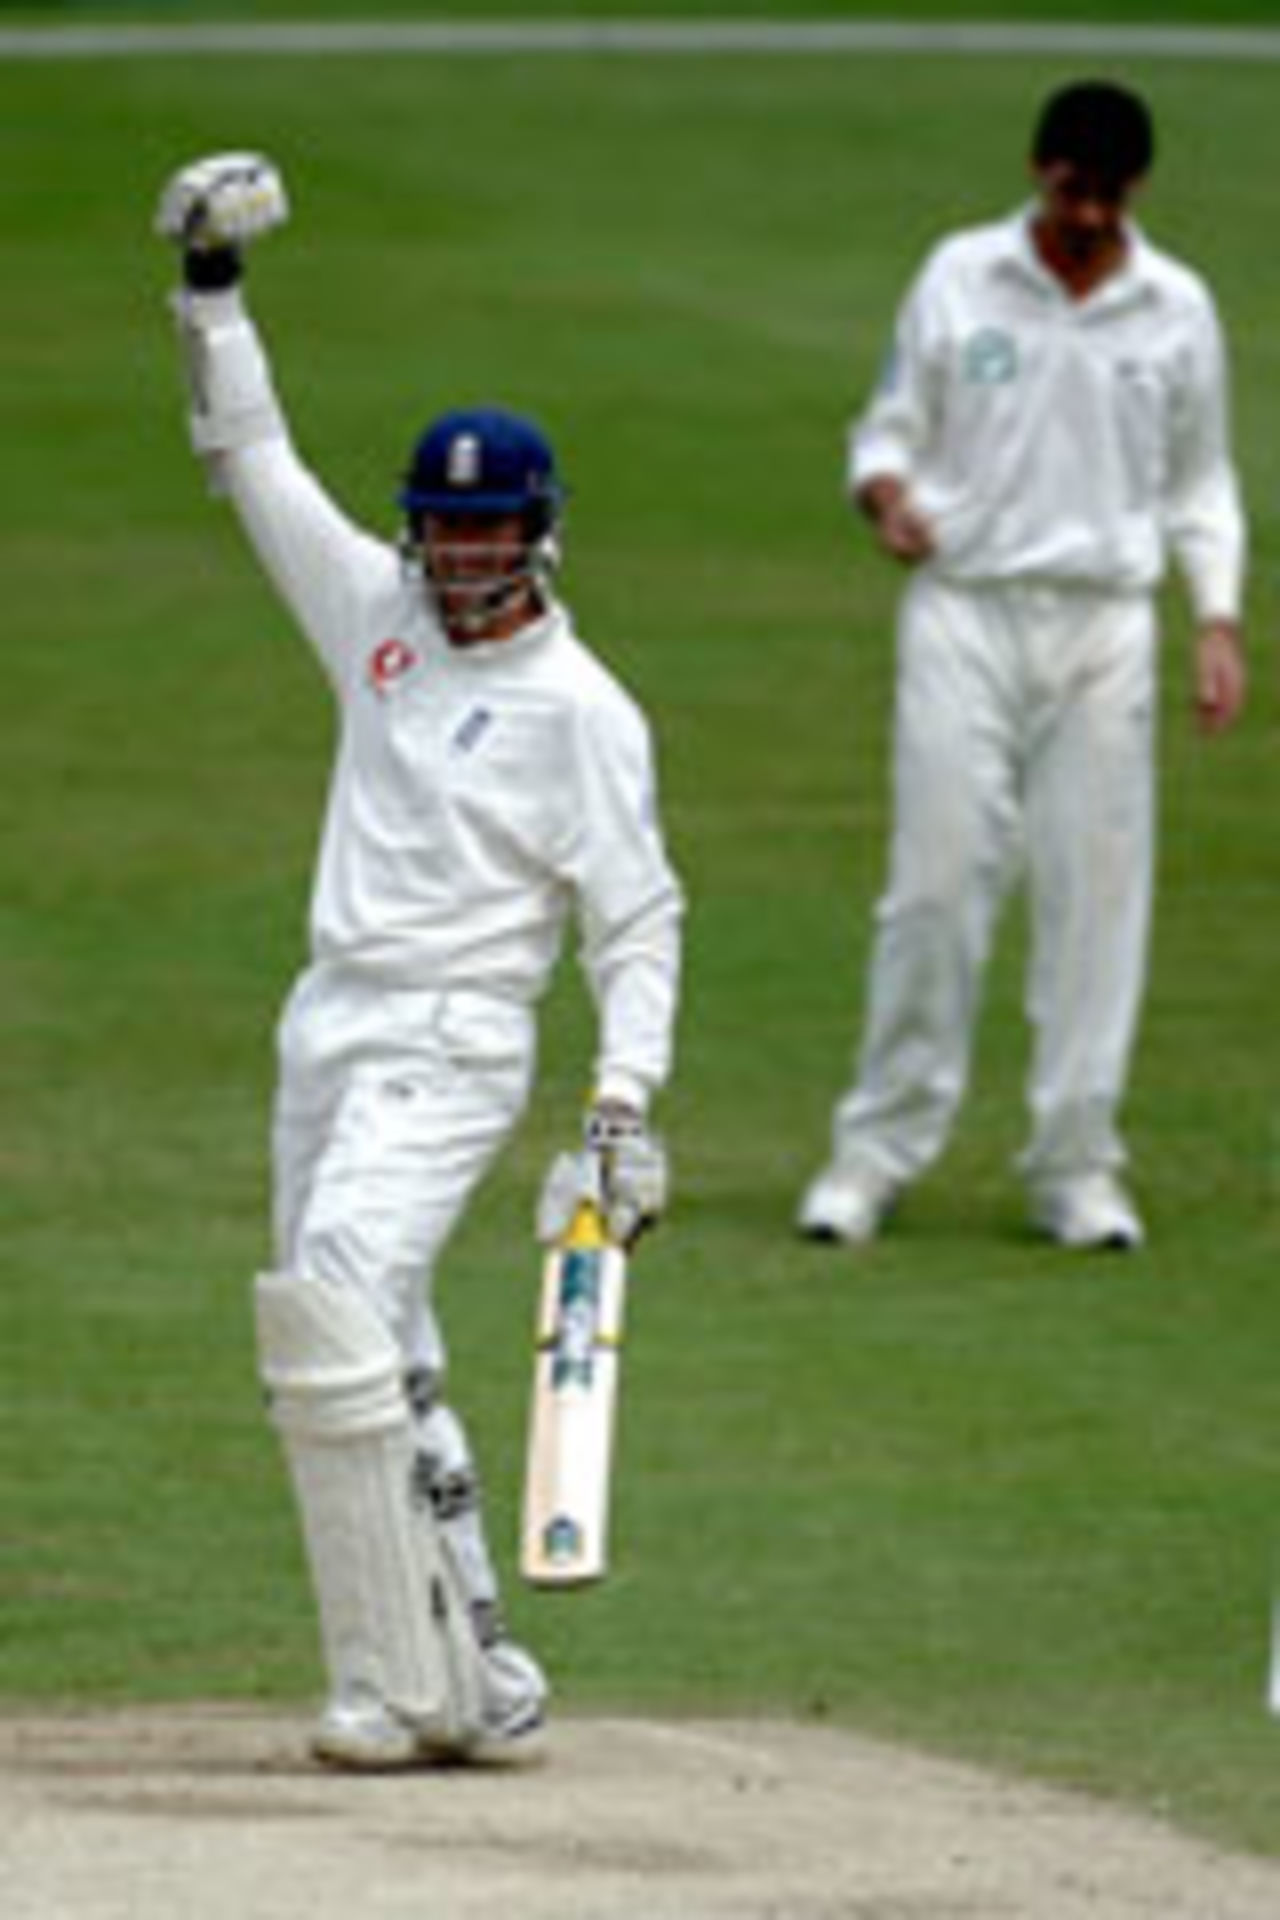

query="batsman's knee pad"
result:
[254,1270,483,1748]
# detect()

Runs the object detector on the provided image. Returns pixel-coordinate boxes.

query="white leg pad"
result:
[255,1270,483,1749]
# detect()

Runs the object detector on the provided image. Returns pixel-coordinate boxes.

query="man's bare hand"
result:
[856,475,935,564]
[1194,620,1246,735]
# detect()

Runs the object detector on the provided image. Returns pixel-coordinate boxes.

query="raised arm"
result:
[156,153,393,686]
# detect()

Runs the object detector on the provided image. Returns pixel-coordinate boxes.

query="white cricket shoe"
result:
[473,1637,549,1748]
[311,1694,422,1771]
[797,1158,898,1245]
[311,1640,548,1771]
[1031,1173,1144,1251]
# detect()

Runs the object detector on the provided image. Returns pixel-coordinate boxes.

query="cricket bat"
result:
[520,1198,630,1586]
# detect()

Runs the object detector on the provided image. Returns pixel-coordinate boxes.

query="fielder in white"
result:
[156,154,683,1766]
[800,80,1246,1252]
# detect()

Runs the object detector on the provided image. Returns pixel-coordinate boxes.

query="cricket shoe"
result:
[797,1157,898,1246]
[311,1693,424,1771]
[472,1637,549,1751]
[1031,1172,1144,1251]
[310,1641,548,1771]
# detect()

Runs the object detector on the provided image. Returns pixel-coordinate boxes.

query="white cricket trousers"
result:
[269,963,536,1623]
[831,573,1156,1187]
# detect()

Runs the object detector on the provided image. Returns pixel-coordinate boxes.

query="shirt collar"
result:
[436,600,566,668]
[996,203,1159,312]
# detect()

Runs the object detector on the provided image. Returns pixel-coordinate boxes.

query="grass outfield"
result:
[2,26,1278,1858]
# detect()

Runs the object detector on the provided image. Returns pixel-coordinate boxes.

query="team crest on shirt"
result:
[963,327,1018,385]
[367,637,419,694]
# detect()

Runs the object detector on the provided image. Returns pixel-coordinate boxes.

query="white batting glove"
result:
[536,1103,669,1249]
[155,152,289,253]
[536,1150,599,1247]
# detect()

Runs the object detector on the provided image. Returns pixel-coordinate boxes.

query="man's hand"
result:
[156,152,289,251]
[586,1101,669,1246]
[156,153,288,289]
[856,474,935,564]
[536,1102,669,1249]
[1194,619,1246,735]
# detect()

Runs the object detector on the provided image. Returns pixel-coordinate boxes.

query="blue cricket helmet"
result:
[399,407,565,536]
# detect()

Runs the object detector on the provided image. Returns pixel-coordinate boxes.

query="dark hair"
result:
[1032,81,1155,185]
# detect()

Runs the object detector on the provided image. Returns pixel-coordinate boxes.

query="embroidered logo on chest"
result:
[451,705,495,754]
[368,638,419,695]
[963,327,1018,385]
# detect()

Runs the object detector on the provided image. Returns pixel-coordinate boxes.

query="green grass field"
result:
[2,5,1278,1862]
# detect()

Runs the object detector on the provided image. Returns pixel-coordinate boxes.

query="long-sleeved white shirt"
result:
[174,288,683,1107]
[849,208,1246,619]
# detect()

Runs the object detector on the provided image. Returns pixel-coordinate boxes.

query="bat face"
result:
[521,1202,629,1586]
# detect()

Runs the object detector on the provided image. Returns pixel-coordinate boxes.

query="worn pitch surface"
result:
[4,1709,1280,1919]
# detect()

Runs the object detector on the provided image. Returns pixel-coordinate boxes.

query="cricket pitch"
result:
[3,1708,1279,1918]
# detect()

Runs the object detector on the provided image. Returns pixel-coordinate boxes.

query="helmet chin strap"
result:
[400,532,560,642]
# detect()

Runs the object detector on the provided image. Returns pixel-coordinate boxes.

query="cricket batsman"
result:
[155,153,683,1768]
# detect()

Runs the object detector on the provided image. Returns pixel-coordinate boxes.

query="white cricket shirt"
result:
[850,208,1245,619]
[175,289,683,1107]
